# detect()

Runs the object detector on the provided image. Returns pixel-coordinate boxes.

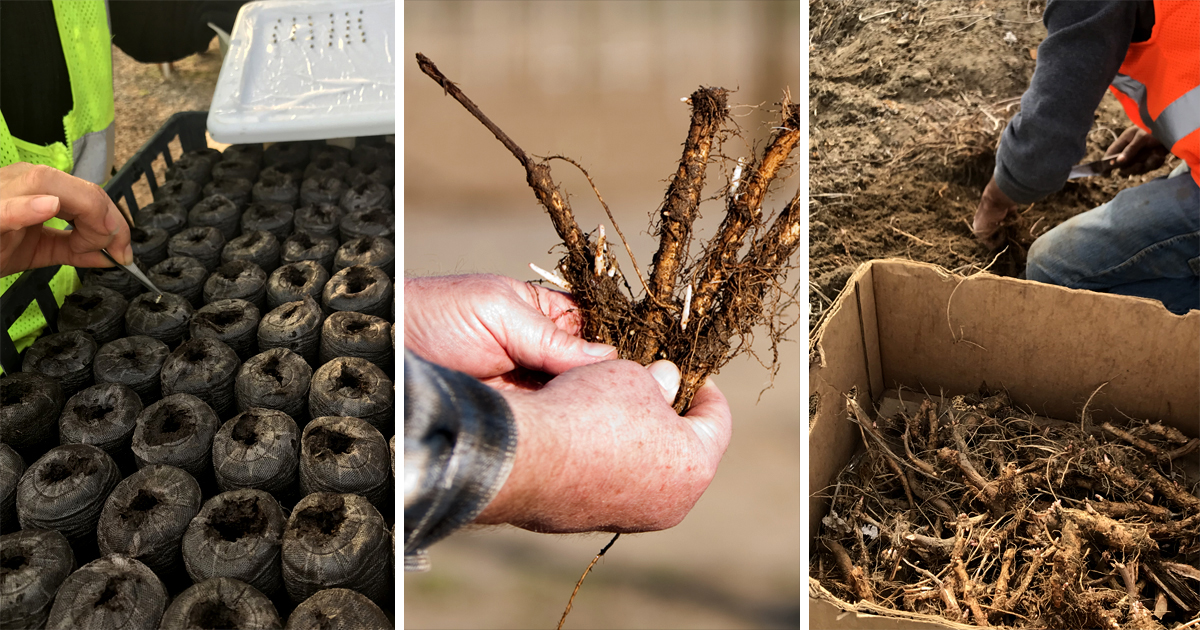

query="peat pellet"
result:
[293,203,343,240]
[93,335,171,404]
[154,178,201,210]
[235,349,312,423]
[160,338,241,421]
[0,444,25,534]
[45,555,167,630]
[302,156,349,182]
[130,226,170,267]
[308,357,394,435]
[338,181,392,215]
[286,588,391,630]
[332,236,394,277]
[212,157,261,184]
[165,152,213,186]
[243,201,295,242]
[22,330,99,398]
[96,464,201,589]
[281,232,337,272]
[350,140,393,168]
[190,299,261,361]
[222,143,264,165]
[298,175,345,207]
[16,444,121,543]
[343,160,394,188]
[309,144,351,164]
[299,416,389,514]
[189,147,224,167]
[80,264,145,300]
[204,176,254,209]
[258,296,323,366]
[212,409,300,497]
[0,529,75,630]
[169,226,226,273]
[182,490,288,598]
[0,372,63,461]
[149,256,208,308]
[281,493,389,605]
[131,393,221,483]
[161,577,282,630]
[319,311,391,374]
[223,230,281,273]
[253,167,300,207]
[263,142,310,173]
[134,199,189,236]
[59,382,143,475]
[204,260,268,311]
[338,207,395,244]
[266,261,329,310]
[321,265,392,319]
[190,194,242,240]
[125,292,194,348]
[57,285,128,345]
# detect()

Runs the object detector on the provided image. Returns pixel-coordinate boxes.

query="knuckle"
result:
[20,164,56,191]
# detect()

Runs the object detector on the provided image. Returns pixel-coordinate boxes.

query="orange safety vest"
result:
[1107,0,1200,187]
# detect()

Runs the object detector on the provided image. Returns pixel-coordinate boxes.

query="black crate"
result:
[0,112,209,374]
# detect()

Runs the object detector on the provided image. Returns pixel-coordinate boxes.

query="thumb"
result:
[0,195,60,232]
[501,304,617,374]
[646,360,681,404]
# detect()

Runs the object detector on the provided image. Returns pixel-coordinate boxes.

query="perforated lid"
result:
[207,0,395,143]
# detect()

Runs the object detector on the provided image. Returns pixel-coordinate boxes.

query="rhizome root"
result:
[416,53,801,412]
[814,387,1200,629]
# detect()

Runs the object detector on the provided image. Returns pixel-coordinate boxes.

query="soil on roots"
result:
[808,0,1179,327]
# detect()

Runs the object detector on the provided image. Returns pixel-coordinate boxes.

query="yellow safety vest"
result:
[0,0,115,372]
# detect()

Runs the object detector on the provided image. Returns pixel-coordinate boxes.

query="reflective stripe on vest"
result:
[1110,75,1200,151]
[1107,0,1200,185]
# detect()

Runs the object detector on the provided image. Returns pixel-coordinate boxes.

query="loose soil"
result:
[808,0,1181,326]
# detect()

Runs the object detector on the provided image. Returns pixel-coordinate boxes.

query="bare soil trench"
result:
[808,0,1181,326]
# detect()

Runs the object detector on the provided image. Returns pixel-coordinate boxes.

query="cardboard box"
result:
[808,259,1200,629]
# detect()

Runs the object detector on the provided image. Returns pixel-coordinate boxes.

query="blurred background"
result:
[404,1,802,629]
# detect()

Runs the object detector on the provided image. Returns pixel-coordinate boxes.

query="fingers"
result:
[683,377,733,454]
[1105,126,1139,159]
[499,300,616,375]
[510,277,583,335]
[0,195,61,233]
[10,165,132,265]
[646,360,681,403]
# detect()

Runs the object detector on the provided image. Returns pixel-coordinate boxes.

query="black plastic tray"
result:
[0,112,209,373]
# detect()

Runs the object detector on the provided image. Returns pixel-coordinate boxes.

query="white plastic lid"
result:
[207,0,395,143]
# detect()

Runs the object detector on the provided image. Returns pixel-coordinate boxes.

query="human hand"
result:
[475,359,732,533]
[972,177,1018,249]
[404,274,617,389]
[0,163,133,277]
[1105,126,1167,176]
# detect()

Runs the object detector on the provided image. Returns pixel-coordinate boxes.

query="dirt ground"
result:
[808,0,1182,326]
[111,39,223,170]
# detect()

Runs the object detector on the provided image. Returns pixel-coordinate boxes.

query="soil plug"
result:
[182,490,288,599]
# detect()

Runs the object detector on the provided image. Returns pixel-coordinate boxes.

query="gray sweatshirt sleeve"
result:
[403,349,517,572]
[994,0,1140,204]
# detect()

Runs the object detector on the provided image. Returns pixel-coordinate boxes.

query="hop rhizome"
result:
[417,53,801,412]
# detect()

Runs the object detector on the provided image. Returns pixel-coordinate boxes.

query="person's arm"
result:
[993,1,1139,203]
[973,0,1145,247]
[403,350,518,572]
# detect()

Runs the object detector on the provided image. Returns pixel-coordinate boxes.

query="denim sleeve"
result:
[403,349,517,572]
[993,0,1140,204]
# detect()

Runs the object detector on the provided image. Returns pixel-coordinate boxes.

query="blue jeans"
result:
[1026,166,1199,314]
